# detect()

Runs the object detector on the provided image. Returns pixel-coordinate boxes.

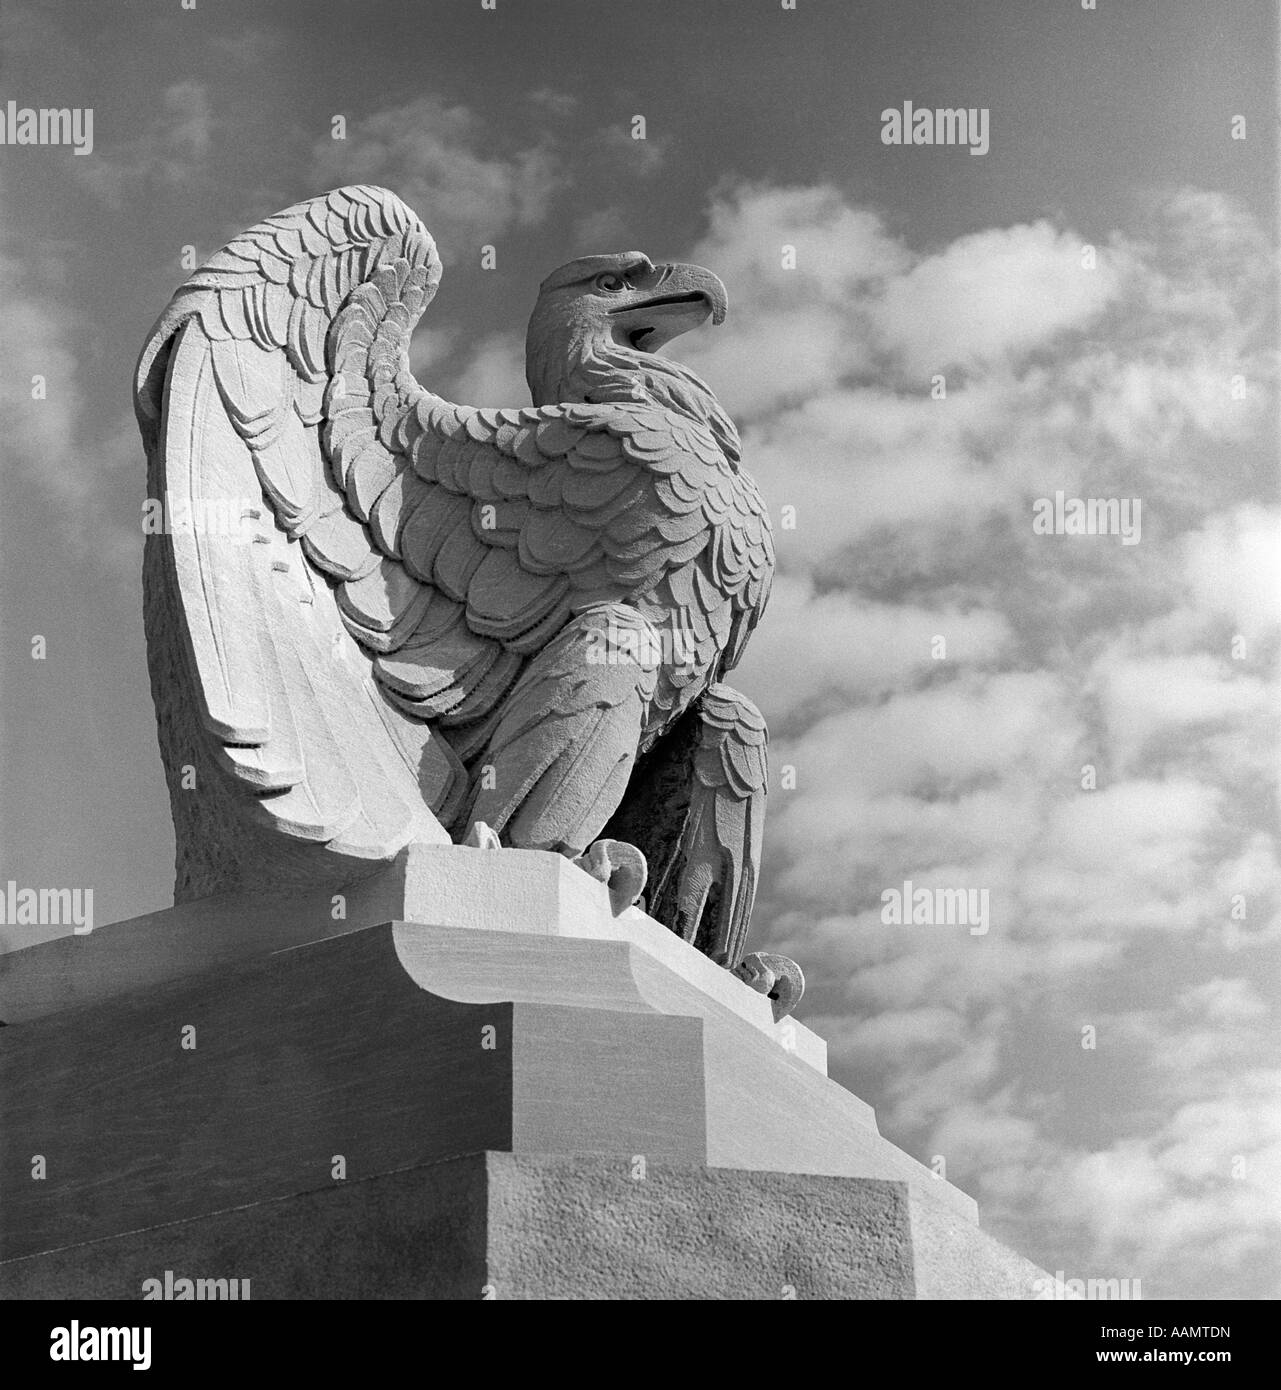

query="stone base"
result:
[0,844,1052,1300]
[0,1152,1047,1301]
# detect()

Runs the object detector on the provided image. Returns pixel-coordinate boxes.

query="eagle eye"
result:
[594,272,628,294]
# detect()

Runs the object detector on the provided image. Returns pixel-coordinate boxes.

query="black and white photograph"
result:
[0,0,1276,1347]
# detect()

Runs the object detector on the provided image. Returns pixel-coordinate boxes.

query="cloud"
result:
[672,185,1274,583]
[0,247,80,486]
[1182,506,1281,648]
[1047,1068,1281,1298]
[1093,651,1273,774]
[687,184,910,303]
[873,221,1128,375]
[593,122,666,177]
[1041,778,1222,881]
[734,573,1012,724]
[309,95,561,257]
[669,184,905,417]
[442,330,529,406]
[0,173,144,575]
[676,180,1278,1298]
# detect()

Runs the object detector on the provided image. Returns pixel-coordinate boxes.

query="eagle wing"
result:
[134,184,771,870]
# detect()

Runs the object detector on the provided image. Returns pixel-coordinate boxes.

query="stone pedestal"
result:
[0,844,1048,1299]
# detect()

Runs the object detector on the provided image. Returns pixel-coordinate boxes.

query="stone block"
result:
[0,847,1052,1299]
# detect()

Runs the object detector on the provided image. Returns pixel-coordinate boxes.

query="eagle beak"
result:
[610,262,728,352]
[650,262,728,326]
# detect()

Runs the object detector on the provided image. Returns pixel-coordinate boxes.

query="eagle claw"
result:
[463,821,502,850]
[733,951,805,1021]
[573,839,648,916]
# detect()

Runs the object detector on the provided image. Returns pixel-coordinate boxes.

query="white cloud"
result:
[310,94,560,256]
[1183,506,1281,647]
[786,671,1080,802]
[594,123,666,177]
[734,573,1012,722]
[874,221,1128,375]
[688,184,909,303]
[1045,778,1221,874]
[0,247,80,477]
[0,173,149,573]
[442,330,529,407]
[1048,1070,1281,1297]
[669,185,903,417]
[674,180,1277,1299]
[1094,651,1273,772]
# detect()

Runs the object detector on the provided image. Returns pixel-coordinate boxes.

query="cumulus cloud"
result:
[669,184,905,416]
[442,330,529,406]
[593,122,667,177]
[1182,505,1281,648]
[1093,651,1273,773]
[0,247,80,484]
[677,180,1278,1298]
[1047,1067,1281,1298]
[734,573,1012,724]
[874,221,1128,375]
[0,174,150,575]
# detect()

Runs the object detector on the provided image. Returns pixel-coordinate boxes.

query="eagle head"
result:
[525,253,728,407]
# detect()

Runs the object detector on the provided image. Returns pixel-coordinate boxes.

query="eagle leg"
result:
[460,603,661,861]
[604,682,770,970]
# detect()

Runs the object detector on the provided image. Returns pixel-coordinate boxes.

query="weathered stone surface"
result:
[0,1153,1038,1301]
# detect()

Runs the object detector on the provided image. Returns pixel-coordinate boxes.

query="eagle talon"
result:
[573,839,648,916]
[463,821,502,850]
[734,951,805,1021]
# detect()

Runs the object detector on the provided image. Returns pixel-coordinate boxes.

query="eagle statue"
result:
[134,184,802,1016]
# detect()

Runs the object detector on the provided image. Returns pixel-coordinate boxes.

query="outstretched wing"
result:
[135,186,464,860]
[135,184,770,870]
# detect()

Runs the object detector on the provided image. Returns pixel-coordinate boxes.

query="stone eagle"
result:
[134,185,799,1010]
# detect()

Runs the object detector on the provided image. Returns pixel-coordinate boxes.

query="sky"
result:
[1,0,1278,1299]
